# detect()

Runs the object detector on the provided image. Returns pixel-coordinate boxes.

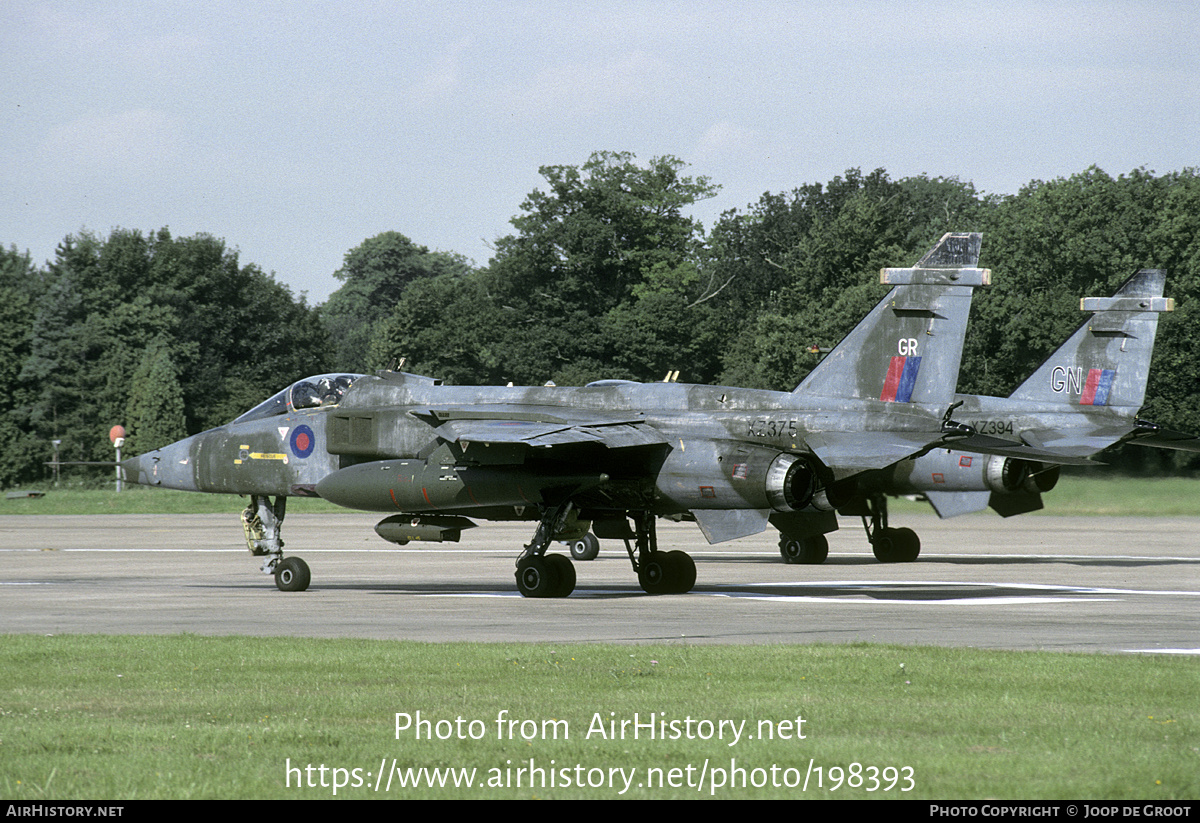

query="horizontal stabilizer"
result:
[947,433,1099,466]
[1126,426,1200,453]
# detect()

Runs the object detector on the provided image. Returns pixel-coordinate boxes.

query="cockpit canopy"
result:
[233,373,365,425]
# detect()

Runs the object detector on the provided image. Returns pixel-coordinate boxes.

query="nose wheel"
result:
[273,556,311,592]
[244,495,314,591]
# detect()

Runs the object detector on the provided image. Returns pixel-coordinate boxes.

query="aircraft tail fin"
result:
[1008,269,1172,413]
[793,232,990,407]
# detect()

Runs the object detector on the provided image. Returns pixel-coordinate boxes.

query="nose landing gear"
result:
[243,495,312,592]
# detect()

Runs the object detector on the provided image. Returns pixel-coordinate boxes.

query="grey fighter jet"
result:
[124,233,1000,596]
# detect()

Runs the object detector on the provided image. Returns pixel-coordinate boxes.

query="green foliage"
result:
[369,269,511,384]
[964,167,1184,397]
[0,246,43,485]
[125,339,187,455]
[707,165,1200,474]
[321,232,473,372]
[959,167,1200,471]
[1129,170,1200,461]
[374,151,723,385]
[713,170,988,389]
[490,150,718,315]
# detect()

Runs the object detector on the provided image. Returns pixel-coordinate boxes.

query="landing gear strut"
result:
[243,495,312,591]
[859,493,920,563]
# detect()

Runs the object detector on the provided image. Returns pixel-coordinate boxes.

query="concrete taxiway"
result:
[1,513,1197,653]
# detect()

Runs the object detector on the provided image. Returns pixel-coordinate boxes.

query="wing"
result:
[410,407,668,464]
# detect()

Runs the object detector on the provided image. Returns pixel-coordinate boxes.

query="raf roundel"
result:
[290,424,316,458]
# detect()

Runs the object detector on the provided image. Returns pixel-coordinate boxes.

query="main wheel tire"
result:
[779,534,829,565]
[568,533,600,561]
[661,550,696,593]
[893,527,920,562]
[780,537,802,564]
[274,557,311,592]
[637,555,671,595]
[515,556,559,598]
[872,529,902,563]
[543,553,576,597]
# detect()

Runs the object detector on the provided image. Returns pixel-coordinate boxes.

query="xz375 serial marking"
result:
[747,419,798,438]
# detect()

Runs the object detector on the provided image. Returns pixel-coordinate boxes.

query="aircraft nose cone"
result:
[121,439,199,491]
[120,454,148,485]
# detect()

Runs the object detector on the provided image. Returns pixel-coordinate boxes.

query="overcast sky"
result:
[3,1,1196,304]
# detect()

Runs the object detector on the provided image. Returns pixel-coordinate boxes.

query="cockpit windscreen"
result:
[232,374,364,425]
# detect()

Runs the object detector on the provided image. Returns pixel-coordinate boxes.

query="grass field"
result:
[0,486,347,515]
[0,636,1196,800]
[4,475,1198,516]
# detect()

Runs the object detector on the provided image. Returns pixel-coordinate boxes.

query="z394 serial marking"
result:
[970,420,1014,436]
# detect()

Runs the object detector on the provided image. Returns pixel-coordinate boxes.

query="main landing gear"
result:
[623,511,695,595]
[514,501,578,598]
[777,493,922,565]
[778,533,829,565]
[860,493,920,563]
[243,495,312,592]
[515,505,695,598]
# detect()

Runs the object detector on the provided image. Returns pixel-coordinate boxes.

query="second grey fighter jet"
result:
[772,266,1190,564]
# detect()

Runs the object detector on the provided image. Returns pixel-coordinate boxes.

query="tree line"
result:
[3,153,1198,486]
